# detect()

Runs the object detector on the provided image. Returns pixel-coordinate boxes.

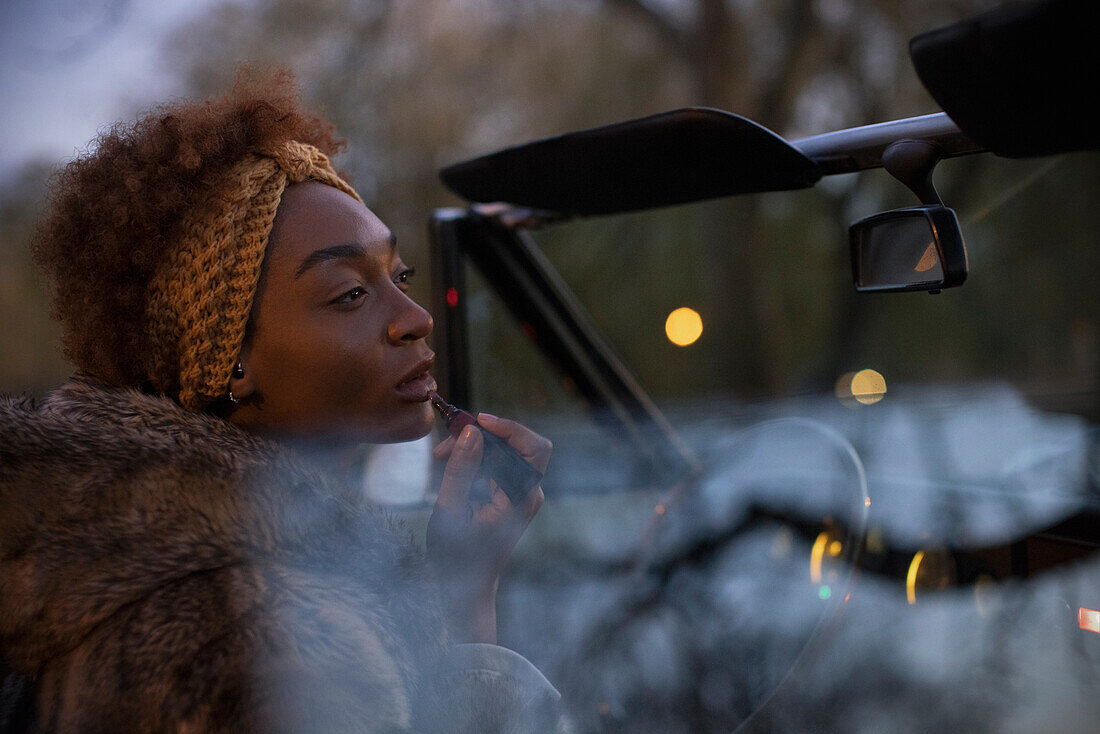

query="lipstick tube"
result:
[428,390,543,504]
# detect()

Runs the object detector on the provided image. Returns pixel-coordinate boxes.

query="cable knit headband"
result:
[144,140,363,411]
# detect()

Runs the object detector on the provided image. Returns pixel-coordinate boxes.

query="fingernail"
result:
[459,425,476,448]
[477,413,499,424]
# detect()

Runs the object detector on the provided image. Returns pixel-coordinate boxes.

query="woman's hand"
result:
[426,414,550,644]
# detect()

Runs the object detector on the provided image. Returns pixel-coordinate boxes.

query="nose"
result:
[388,293,433,344]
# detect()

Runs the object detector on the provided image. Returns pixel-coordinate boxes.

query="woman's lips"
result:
[395,372,437,399]
[395,357,437,399]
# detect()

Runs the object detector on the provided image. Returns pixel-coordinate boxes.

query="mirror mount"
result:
[881,138,944,206]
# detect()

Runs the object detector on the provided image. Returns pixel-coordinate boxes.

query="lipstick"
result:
[428,390,543,504]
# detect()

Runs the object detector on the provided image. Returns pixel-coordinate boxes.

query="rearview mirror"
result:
[850,205,967,293]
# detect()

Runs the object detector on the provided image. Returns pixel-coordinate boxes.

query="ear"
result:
[229,343,257,400]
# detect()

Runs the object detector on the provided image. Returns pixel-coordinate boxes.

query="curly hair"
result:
[33,68,348,390]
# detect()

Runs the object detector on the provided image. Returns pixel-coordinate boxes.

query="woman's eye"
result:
[394,268,416,288]
[331,286,367,305]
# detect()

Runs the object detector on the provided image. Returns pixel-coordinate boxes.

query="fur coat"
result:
[0,377,562,733]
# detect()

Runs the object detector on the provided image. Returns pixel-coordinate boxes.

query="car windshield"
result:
[447,143,1099,733]
[2,0,1096,731]
[427,4,1100,725]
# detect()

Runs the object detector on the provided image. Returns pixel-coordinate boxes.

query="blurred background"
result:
[3,1,1099,732]
[2,0,1097,415]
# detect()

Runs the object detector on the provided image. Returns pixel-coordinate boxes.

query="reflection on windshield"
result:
[460,384,1100,732]
[435,143,1098,734]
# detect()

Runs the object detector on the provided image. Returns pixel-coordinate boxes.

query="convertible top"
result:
[910,0,1100,158]
[440,108,821,216]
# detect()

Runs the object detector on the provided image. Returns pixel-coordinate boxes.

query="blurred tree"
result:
[4,0,1093,412]
[0,160,71,395]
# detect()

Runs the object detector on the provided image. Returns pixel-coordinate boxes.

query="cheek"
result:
[325,342,419,422]
[321,343,387,406]
[250,330,370,416]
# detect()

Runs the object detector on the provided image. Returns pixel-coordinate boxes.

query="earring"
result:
[228,390,239,404]
[232,362,245,378]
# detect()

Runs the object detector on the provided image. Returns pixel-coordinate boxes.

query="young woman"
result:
[0,70,562,733]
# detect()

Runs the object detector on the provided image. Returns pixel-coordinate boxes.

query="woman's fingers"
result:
[486,483,513,515]
[436,425,483,510]
[474,483,542,549]
[433,415,550,534]
[503,483,544,532]
[432,435,456,461]
[475,413,553,473]
[520,484,545,518]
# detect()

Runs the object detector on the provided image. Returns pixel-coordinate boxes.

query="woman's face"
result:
[229,182,436,443]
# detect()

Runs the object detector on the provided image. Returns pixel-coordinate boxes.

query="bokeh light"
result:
[665,307,703,347]
[851,369,887,404]
[1078,608,1100,634]
[906,549,957,605]
[906,550,925,605]
[837,369,888,405]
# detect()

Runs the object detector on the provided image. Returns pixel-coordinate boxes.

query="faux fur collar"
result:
[0,377,434,678]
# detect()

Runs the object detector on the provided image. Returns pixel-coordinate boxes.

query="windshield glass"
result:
[453,144,1099,732]
[2,0,1097,730]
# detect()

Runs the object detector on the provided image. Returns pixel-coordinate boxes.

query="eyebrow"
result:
[294,235,397,279]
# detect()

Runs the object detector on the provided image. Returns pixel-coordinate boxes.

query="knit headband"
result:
[144,140,363,411]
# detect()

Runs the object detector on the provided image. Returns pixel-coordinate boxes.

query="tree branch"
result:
[607,0,689,57]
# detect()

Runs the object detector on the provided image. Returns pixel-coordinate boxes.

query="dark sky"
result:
[0,0,215,180]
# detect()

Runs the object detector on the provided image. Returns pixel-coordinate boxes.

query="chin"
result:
[358,403,436,444]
